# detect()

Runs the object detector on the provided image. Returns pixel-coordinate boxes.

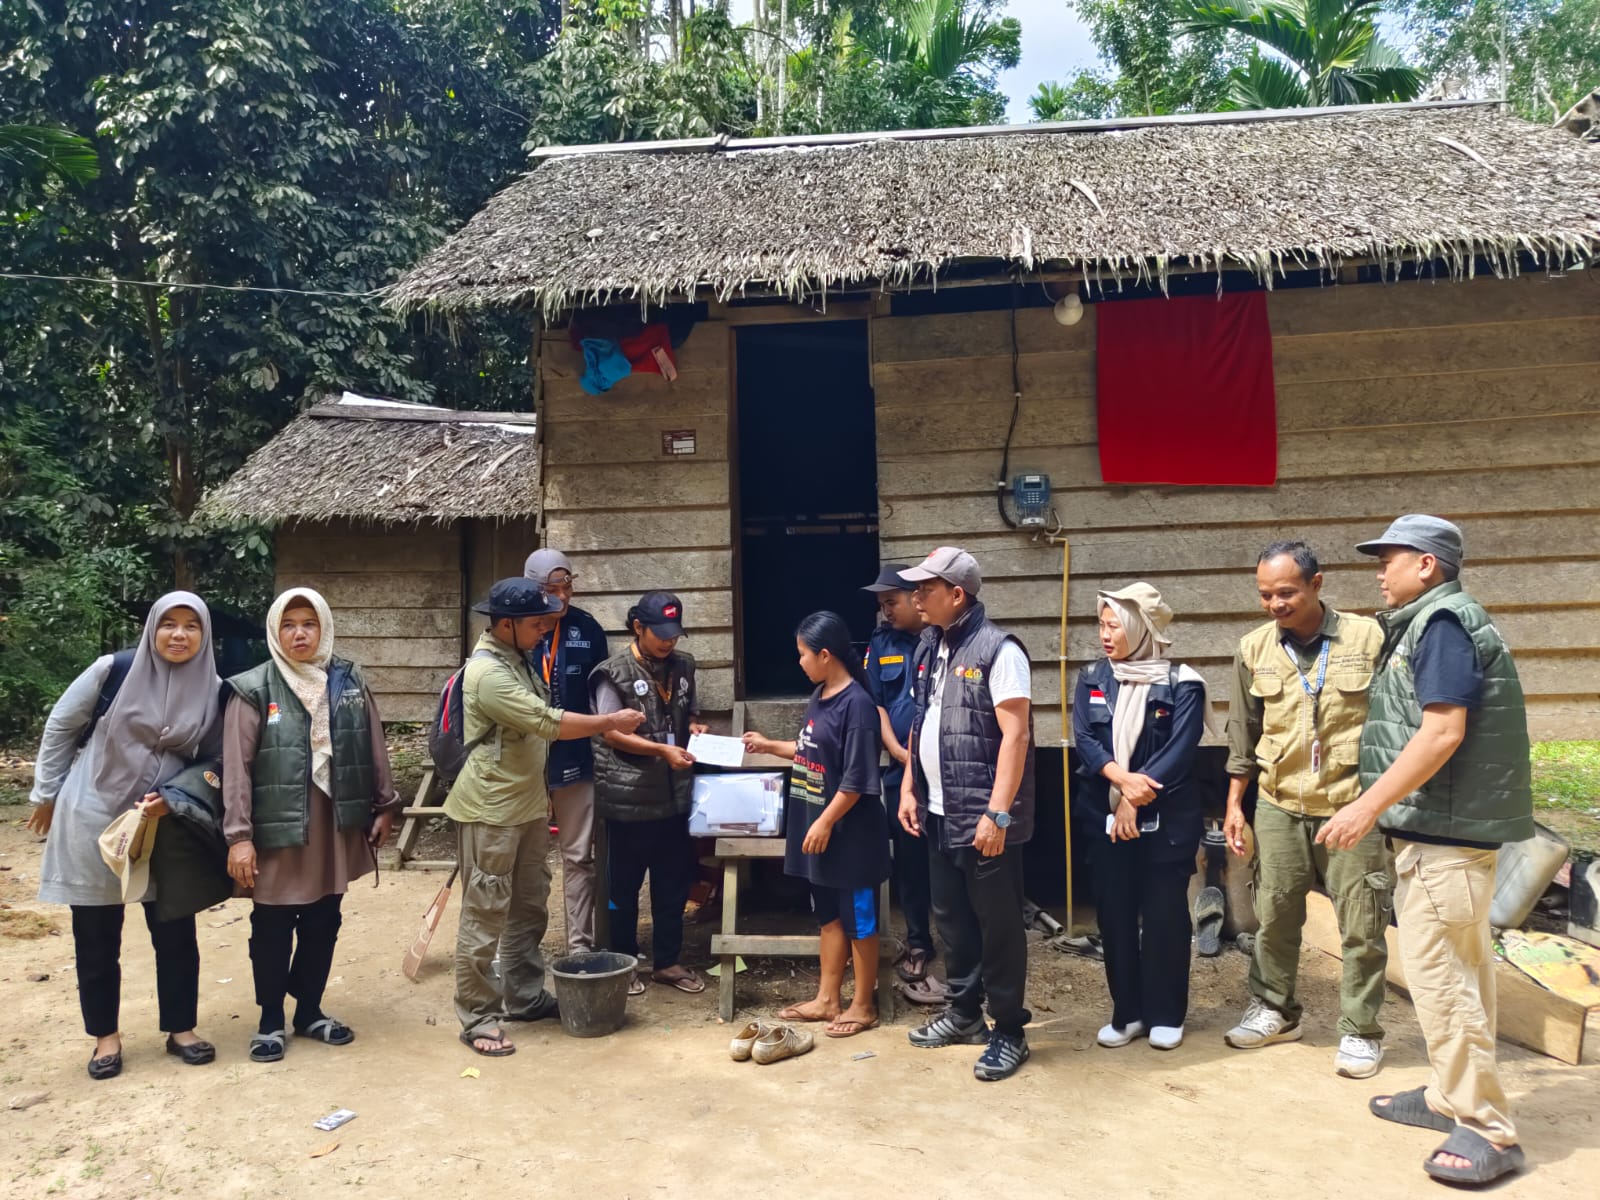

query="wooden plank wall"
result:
[539,321,736,715]
[872,273,1600,743]
[274,520,463,722]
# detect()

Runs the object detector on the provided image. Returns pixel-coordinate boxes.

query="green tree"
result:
[1180,0,1426,108]
[0,125,100,186]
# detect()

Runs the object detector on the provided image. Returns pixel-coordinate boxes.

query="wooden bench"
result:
[710,836,894,1023]
[393,765,453,870]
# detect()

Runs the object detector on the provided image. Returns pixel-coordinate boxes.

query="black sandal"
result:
[165,1035,216,1065]
[1422,1127,1525,1186]
[295,1017,354,1045]
[1369,1086,1453,1133]
[87,1051,122,1080]
[459,1028,516,1057]
[249,1030,286,1063]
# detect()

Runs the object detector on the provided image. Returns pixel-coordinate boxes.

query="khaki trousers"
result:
[550,781,597,952]
[453,819,552,1037]
[1393,839,1516,1146]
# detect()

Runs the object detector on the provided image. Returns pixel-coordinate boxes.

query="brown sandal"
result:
[824,1016,880,1038]
[651,967,705,994]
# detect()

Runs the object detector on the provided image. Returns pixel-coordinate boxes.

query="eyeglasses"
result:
[543,573,577,588]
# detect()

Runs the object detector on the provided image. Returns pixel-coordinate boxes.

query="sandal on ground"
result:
[165,1035,216,1066]
[894,947,932,984]
[459,1028,516,1057]
[824,1015,880,1039]
[896,975,951,1006]
[651,967,705,994]
[249,1031,286,1063]
[87,1050,123,1080]
[296,1017,355,1045]
[776,1003,836,1023]
[1422,1127,1525,1186]
[1369,1087,1454,1133]
[1194,887,1226,958]
[627,975,646,996]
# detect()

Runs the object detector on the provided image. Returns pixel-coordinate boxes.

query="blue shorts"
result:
[812,883,878,940]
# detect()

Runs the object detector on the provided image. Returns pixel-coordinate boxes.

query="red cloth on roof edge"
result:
[1095,291,1277,487]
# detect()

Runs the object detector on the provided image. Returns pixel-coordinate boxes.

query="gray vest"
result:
[591,648,696,822]
[909,602,1036,849]
[1360,582,1534,845]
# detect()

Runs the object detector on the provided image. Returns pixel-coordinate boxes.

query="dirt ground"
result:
[2,803,1597,1200]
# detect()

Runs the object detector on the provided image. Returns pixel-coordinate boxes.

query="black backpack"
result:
[76,649,137,749]
[427,649,498,789]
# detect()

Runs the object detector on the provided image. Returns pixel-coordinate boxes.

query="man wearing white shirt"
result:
[897,547,1036,1082]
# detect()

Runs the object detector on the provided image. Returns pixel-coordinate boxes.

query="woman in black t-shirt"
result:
[743,612,889,1038]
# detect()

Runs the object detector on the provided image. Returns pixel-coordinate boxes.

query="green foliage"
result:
[0,124,100,186]
[1531,741,1600,812]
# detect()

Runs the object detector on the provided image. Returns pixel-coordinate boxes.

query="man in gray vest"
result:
[897,547,1035,1082]
[1319,515,1532,1187]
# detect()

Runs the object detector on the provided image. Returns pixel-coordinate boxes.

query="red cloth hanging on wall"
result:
[1095,291,1278,486]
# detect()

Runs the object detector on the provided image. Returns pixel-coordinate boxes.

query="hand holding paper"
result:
[686,732,747,768]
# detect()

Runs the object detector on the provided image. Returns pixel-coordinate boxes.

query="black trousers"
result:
[925,813,1031,1036]
[605,815,693,969]
[71,903,199,1037]
[249,893,343,1030]
[889,800,934,954]
[1088,833,1194,1030]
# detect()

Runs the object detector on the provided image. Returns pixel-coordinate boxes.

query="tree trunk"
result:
[776,0,788,130]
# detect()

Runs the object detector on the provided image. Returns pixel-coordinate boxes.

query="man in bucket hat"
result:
[448,579,645,1056]
[1318,516,1533,1187]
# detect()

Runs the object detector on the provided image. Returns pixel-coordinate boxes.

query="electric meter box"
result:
[1012,473,1052,527]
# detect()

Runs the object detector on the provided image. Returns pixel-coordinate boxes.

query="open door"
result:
[734,321,878,698]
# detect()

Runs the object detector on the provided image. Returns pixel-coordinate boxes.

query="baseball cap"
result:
[1355,515,1464,571]
[899,546,982,595]
[472,578,562,618]
[98,807,156,902]
[863,564,915,593]
[634,590,685,639]
[524,548,574,584]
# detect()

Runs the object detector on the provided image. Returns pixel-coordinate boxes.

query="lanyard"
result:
[1282,635,1330,769]
[541,640,555,685]
[630,643,673,704]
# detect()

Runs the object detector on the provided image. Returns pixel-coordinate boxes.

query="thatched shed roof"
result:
[201,396,539,526]
[386,101,1600,316]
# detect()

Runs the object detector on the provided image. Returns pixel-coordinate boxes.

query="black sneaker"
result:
[908,1008,989,1048]
[973,1030,1030,1081]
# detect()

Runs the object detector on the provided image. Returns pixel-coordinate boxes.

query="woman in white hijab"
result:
[28,592,222,1079]
[1071,583,1212,1052]
[222,588,401,1064]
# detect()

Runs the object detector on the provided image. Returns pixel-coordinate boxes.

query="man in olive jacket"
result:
[1319,515,1532,1187]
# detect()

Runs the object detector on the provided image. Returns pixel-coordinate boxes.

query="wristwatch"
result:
[985,809,1012,829]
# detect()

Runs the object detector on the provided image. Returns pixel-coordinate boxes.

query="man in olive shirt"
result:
[447,579,643,1056]
[1222,541,1389,1078]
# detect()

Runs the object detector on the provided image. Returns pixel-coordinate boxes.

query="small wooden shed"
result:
[386,100,1600,748]
[202,396,541,721]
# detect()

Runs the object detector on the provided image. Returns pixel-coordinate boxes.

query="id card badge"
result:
[1310,738,1322,772]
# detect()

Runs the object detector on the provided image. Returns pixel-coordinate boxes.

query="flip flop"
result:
[1422,1127,1525,1185]
[824,1016,880,1038]
[896,975,951,1006]
[249,1031,286,1064]
[627,975,646,996]
[296,1016,355,1045]
[652,968,706,994]
[459,1028,516,1057]
[1369,1087,1454,1133]
[776,1004,834,1022]
[1194,886,1226,957]
[893,947,931,984]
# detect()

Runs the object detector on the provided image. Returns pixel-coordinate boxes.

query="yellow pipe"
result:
[1058,537,1073,935]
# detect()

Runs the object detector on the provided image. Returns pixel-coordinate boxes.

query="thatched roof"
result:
[386,101,1600,316]
[201,396,539,526]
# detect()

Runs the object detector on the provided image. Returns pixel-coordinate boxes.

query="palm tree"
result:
[1179,0,1425,109]
[1030,81,1075,122]
[0,125,100,186]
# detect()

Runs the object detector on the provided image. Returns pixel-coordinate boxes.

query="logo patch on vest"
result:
[203,770,221,788]
[633,679,650,697]
[879,655,905,665]
[266,702,281,725]
[1089,689,1108,706]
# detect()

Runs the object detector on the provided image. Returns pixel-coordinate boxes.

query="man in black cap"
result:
[863,565,936,985]
[590,590,709,995]
[448,579,645,1057]
[1318,515,1533,1186]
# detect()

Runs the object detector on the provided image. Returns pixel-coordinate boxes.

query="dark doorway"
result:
[735,321,878,697]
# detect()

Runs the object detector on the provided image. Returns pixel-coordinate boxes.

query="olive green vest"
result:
[1359,582,1534,845]
[228,657,377,850]
[1238,609,1383,816]
[591,648,696,822]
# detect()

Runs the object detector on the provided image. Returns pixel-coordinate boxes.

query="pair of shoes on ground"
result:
[1224,998,1384,1078]
[908,1008,1030,1081]
[729,1020,813,1064]
[87,1033,218,1078]
[251,1016,355,1063]
[1370,1086,1526,1186]
[1096,1020,1184,1050]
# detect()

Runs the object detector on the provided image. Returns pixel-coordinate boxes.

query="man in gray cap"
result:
[896,547,1036,1081]
[1318,515,1533,1186]
[525,548,609,952]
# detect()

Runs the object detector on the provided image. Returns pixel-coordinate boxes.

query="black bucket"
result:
[550,951,637,1038]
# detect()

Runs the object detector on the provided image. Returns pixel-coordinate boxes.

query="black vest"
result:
[909,602,1036,848]
[590,647,696,822]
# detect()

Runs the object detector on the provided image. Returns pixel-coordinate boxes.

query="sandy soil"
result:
[1,802,1596,1200]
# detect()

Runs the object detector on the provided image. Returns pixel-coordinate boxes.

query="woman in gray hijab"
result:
[28,592,223,1080]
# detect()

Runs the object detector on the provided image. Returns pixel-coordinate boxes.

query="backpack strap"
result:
[460,648,503,757]
[77,648,137,750]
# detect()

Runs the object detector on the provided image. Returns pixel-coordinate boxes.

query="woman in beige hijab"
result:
[1071,584,1212,1051]
[222,588,401,1063]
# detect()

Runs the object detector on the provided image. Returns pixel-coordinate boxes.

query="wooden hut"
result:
[379,100,1599,752]
[201,395,540,720]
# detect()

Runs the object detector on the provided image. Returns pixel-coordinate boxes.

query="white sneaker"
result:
[1149,1025,1185,1050]
[1224,998,1303,1049]
[1097,1020,1146,1048]
[1334,1035,1384,1079]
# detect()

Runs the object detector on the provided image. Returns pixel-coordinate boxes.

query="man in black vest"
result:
[525,549,609,952]
[898,547,1036,1081]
